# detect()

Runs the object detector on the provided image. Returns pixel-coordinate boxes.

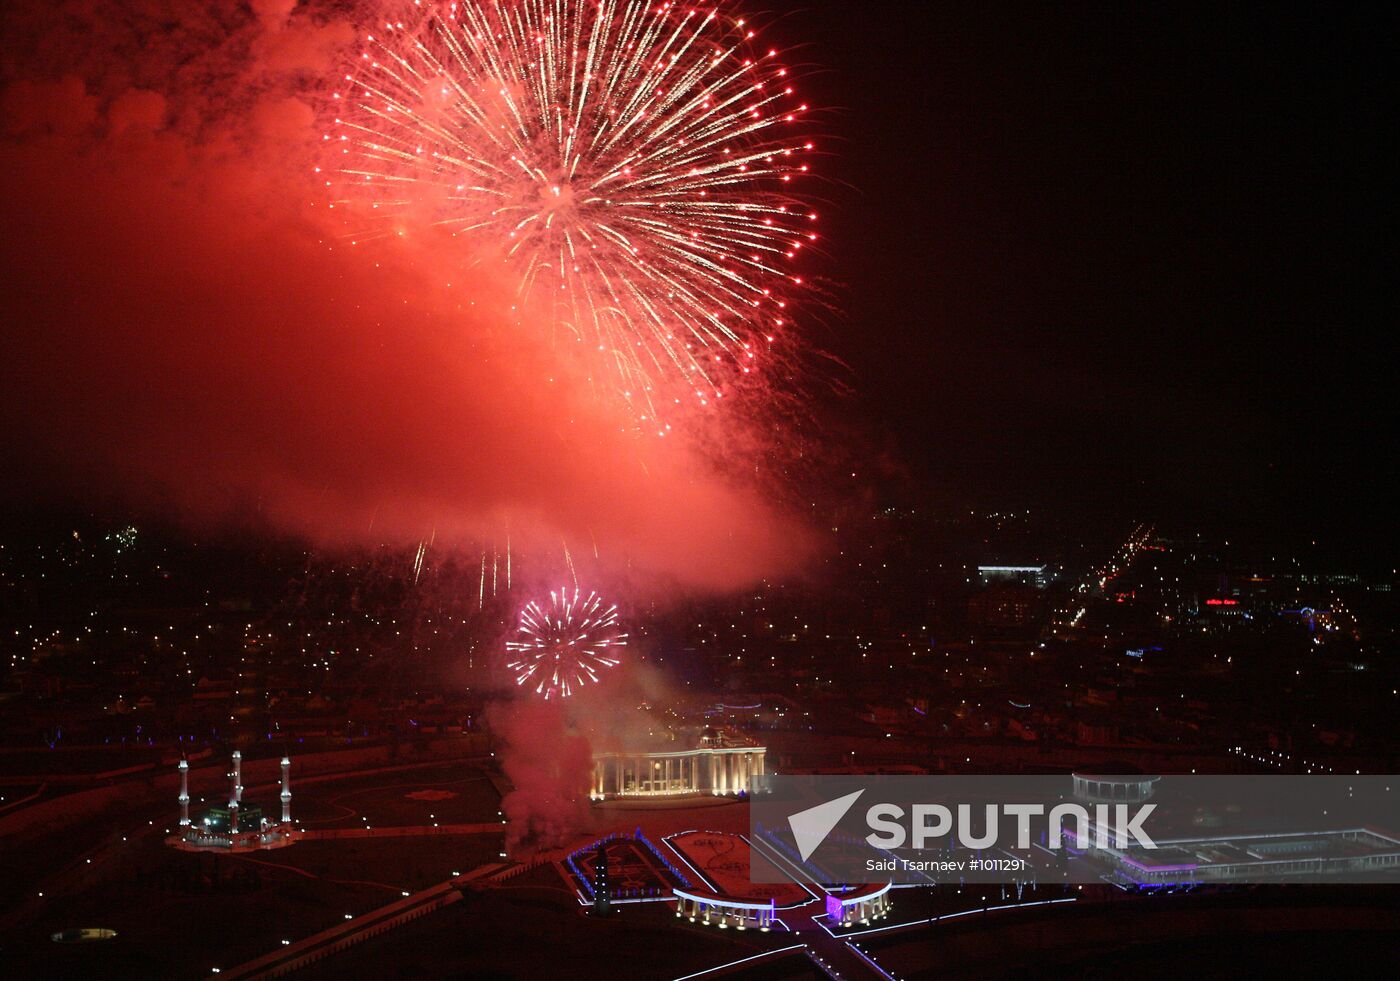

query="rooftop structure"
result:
[1097,827,1400,886]
[977,565,1052,588]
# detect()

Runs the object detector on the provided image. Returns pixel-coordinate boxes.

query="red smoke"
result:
[0,1,816,593]
[488,699,594,852]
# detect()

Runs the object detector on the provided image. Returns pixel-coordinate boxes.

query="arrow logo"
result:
[788,789,864,861]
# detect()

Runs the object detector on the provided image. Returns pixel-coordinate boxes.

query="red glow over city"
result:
[0,1,1394,978]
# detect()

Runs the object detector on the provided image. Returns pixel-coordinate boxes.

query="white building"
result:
[591,731,766,799]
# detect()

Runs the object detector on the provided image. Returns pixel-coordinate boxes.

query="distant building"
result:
[968,583,1046,636]
[1063,773,1400,886]
[977,565,1052,588]
[1090,824,1400,886]
[591,728,766,799]
[1072,768,1158,804]
[1074,718,1121,746]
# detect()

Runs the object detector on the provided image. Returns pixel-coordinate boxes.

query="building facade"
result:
[591,744,767,799]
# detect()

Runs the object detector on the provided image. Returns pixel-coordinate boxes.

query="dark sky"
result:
[798,2,1393,555]
[1,1,1391,571]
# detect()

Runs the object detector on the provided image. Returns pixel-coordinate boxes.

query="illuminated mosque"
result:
[173,750,297,850]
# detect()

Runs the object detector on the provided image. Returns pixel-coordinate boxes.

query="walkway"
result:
[207,863,509,980]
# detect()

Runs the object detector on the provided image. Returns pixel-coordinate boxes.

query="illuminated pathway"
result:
[299,821,504,840]
[737,834,1081,981]
[743,833,894,980]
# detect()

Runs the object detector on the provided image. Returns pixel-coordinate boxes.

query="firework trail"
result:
[506,587,627,698]
[326,0,816,429]
[413,539,427,582]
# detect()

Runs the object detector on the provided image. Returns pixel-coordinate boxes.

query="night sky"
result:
[1,1,1393,568]
[799,1,1393,555]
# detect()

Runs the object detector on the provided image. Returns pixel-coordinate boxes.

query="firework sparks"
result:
[326,0,815,428]
[506,588,627,698]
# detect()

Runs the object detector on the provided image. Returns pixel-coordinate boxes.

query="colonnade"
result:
[591,748,766,799]
[1071,774,1158,804]
[673,892,775,930]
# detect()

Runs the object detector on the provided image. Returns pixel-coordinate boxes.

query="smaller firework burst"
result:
[506,588,627,699]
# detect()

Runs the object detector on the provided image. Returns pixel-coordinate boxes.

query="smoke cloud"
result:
[488,699,594,852]
[0,1,817,593]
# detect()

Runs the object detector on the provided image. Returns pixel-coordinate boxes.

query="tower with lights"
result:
[592,845,612,916]
[172,751,297,851]
[280,757,292,823]
[177,757,190,827]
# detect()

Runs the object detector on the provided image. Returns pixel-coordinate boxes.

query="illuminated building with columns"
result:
[673,889,777,930]
[590,729,766,800]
